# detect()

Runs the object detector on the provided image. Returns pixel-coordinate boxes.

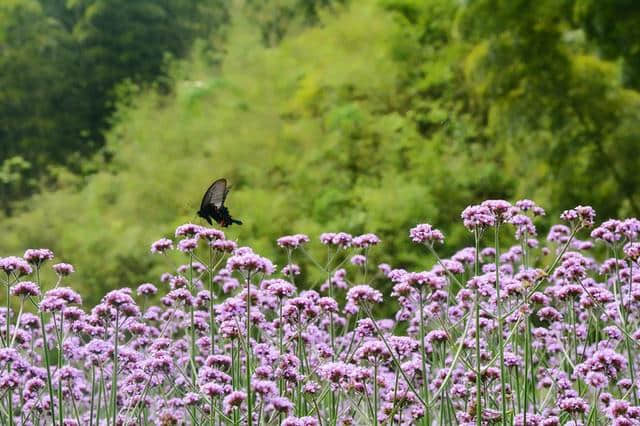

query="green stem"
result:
[474,229,482,426]
[494,224,507,426]
[111,308,119,426]
[418,289,430,426]
[36,267,57,426]
[246,272,253,426]
[373,362,378,426]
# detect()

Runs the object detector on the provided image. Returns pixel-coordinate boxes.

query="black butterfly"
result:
[197,178,243,227]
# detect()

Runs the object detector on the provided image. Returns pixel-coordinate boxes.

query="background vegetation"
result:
[1,0,639,304]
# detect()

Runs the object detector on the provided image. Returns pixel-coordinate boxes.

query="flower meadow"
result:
[2,201,640,426]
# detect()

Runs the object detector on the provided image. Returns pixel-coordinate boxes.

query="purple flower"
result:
[481,199,513,223]
[223,390,246,413]
[39,287,82,312]
[624,242,640,261]
[11,281,40,297]
[178,238,198,253]
[320,232,352,248]
[277,234,310,249]
[509,214,537,239]
[347,285,383,305]
[282,263,301,276]
[23,248,54,265]
[271,396,294,414]
[175,223,203,237]
[591,219,624,244]
[402,271,445,290]
[350,254,366,266]
[103,289,136,307]
[197,228,225,241]
[136,283,157,296]
[461,205,495,230]
[262,279,296,298]
[211,239,237,252]
[0,256,32,276]
[559,397,588,414]
[150,238,173,254]
[226,250,274,275]
[352,233,380,248]
[409,223,445,245]
[515,199,545,216]
[561,205,596,228]
[252,380,277,397]
[52,263,75,276]
[354,340,390,362]
[201,382,226,398]
[426,329,448,344]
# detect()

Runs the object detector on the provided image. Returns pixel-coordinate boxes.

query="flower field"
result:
[2,199,640,425]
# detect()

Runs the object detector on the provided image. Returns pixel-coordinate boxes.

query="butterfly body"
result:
[197,178,243,227]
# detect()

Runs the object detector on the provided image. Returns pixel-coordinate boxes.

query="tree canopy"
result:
[1,0,639,303]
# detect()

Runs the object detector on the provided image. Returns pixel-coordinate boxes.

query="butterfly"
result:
[197,178,243,227]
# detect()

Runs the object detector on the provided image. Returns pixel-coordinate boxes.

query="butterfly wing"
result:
[200,178,229,212]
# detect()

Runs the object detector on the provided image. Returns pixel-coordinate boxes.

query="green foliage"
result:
[0,0,229,205]
[1,0,640,303]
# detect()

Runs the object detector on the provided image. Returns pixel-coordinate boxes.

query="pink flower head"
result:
[0,257,32,276]
[197,228,225,241]
[150,238,173,254]
[136,283,158,296]
[23,249,54,265]
[461,205,495,230]
[282,263,301,276]
[226,250,274,275]
[211,239,237,253]
[347,285,383,305]
[277,234,310,249]
[223,391,246,412]
[508,214,537,239]
[409,224,444,245]
[352,233,381,248]
[624,242,640,261]
[52,263,75,276]
[591,219,623,244]
[515,199,546,216]
[481,199,513,223]
[177,238,198,253]
[11,281,41,297]
[175,223,203,237]
[561,205,596,228]
[320,232,352,248]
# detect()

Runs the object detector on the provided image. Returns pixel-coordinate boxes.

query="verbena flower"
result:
[175,223,203,237]
[150,238,173,254]
[352,233,380,248]
[561,205,596,228]
[0,256,32,276]
[319,232,352,248]
[227,249,274,275]
[52,262,75,276]
[136,283,157,296]
[461,205,495,230]
[277,234,310,249]
[178,238,198,253]
[23,248,54,266]
[11,281,40,297]
[409,223,445,245]
[347,285,383,305]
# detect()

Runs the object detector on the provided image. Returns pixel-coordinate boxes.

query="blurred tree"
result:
[575,0,640,89]
[0,0,230,206]
[245,0,345,46]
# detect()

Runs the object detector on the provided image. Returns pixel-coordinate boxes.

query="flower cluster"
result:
[0,201,638,426]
